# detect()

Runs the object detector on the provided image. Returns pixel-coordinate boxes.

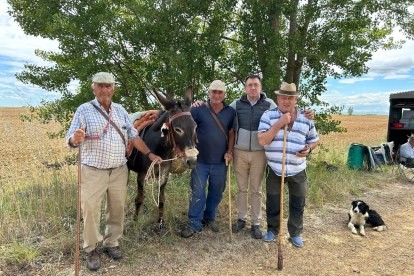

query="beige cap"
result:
[275,82,299,97]
[209,80,225,92]
[92,72,115,84]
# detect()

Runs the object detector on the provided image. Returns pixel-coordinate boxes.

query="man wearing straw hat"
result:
[66,72,162,270]
[257,82,319,247]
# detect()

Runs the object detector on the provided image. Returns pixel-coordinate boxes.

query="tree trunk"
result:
[285,0,299,85]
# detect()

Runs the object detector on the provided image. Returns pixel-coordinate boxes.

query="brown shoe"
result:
[103,246,123,260]
[87,249,101,271]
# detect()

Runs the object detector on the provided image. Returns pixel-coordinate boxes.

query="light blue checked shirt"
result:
[258,107,319,177]
[66,98,138,169]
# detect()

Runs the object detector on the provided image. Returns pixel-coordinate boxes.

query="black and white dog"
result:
[348,200,387,236]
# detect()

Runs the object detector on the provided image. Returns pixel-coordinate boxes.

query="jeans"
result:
[188,162,227,231]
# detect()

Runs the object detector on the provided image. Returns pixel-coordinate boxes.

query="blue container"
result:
[375,152,385,164]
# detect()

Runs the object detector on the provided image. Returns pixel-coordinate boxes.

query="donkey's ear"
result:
[152,87,175,110]
[184,85,193,107]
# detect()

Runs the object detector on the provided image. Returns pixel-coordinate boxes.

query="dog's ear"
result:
[351,200,357,206]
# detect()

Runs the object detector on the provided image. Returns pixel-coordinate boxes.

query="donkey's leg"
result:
[157,179,168,230]
[134,173,146,219]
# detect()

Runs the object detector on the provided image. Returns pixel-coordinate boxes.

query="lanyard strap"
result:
[90,102,127,147]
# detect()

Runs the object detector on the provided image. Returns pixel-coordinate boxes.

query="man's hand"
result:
[149,153,163,164]
[224,152,233,163]
[192,100,204,107]
[141,110,160,120]
[296,144,311,157]
[304,109,314,120]
[279,113,291,126]
[71,127,85,146]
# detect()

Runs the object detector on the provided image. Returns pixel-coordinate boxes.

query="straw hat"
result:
[275,82,299,97]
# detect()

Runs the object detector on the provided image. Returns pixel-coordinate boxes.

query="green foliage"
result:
[1,242,40,267]
[348,106,354,116]
[7,0,414,136]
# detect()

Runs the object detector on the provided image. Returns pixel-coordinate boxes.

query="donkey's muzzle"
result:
[182,148,198,169]
[182,156,197,169]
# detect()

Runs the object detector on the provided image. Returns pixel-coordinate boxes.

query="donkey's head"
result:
[152,85,197,169]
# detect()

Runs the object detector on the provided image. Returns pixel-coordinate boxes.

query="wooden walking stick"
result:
[226,158,233,243]
[75,146,81,276]
[278,125,288,270]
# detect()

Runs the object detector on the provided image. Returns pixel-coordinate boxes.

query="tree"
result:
[8,0,414,137]
[348,106,354,116]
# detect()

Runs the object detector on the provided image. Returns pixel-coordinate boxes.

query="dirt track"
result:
[59,179,414,276]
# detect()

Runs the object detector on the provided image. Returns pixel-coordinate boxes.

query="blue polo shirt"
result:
[191,100,235,163]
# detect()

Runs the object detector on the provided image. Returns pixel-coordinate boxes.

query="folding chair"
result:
[392,146,414,182]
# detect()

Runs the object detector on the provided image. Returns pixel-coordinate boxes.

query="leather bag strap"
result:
[90,102,128,156]
[206,102,228,146]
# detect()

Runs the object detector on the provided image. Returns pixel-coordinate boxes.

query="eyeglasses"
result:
[246,83,260,88]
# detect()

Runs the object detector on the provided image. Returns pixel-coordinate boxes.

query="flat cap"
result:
[92,72,115,84]
[208,80,226,92]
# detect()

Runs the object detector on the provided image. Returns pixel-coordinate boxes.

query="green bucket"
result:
[347,143,365,169]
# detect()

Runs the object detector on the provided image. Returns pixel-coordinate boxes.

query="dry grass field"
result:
[0,107,69,183]
[319,114,389,148]
[2,107,414,276]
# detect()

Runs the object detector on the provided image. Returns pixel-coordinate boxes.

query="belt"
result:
[83,164,120,171]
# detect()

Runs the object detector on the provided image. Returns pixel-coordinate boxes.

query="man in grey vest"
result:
[230,75,313,239]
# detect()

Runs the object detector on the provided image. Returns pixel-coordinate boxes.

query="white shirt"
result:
[400,141,414,162]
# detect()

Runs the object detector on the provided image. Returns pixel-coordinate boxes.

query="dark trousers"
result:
[266,166,307,237]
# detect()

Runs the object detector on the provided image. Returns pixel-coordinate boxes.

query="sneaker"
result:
[86,249,101,271]
[231,219,246,233]
[291,236,303,247]
[263,231,276,242]
[181,226,198,238]
[103,246,123,260]
[202,220,219,232]
[251,225,263,239]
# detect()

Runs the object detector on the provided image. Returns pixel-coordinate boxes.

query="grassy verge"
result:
[0,146,400,274]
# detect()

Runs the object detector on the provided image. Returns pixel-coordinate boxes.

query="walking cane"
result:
[75,145,81,276]
[278,125,288,270]
[226,158,233,243]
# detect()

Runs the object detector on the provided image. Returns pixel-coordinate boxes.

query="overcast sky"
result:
[1,0,413,115]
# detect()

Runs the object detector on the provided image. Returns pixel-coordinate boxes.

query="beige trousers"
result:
[81,163,128,253]
[233,148,267,225]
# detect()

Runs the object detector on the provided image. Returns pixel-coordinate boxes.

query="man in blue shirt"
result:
[181,80,236,238]
[67,72,161,270]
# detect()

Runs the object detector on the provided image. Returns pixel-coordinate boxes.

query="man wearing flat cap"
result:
[66,72,162,270]
[400,134,414,166]
[181,80,236,238]
[258,82,319,247]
